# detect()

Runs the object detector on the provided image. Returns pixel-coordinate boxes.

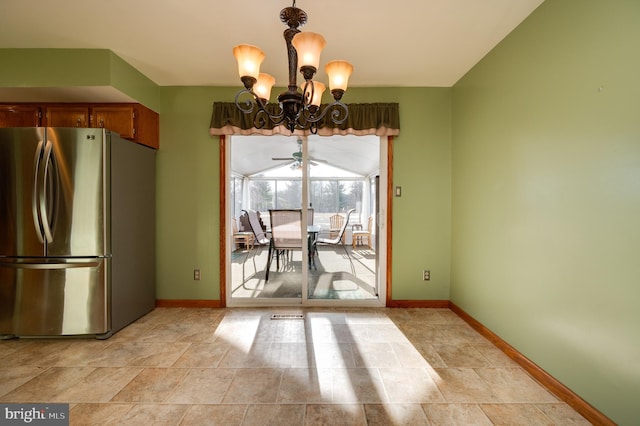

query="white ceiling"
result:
[231,135,381,178]
[0,0,544,88]
[0,0,544,175]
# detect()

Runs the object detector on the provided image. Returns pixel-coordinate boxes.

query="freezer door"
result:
[0,128,48,257]
[43,128,108,257]
[0,258,109,336]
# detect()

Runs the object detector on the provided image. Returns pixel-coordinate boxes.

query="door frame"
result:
[219,135,394,307]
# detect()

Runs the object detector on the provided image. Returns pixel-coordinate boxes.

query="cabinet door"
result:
[133,104,160,149]
[91,106,134,139]
[0,105,41,127]
[45,106,89,127]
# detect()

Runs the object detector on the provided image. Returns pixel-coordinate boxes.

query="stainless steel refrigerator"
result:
[0,127,156,338]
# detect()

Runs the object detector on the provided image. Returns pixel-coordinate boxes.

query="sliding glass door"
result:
[227,134,384,306]
[228,136,305,304]
[306,140,379,301]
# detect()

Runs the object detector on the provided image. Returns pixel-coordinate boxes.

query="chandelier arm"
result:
[237,87,293,129]
[292,115,317,134]
[253,102,286,129]
[255,94,285,122]
[300,101,349,125]
[301,80,314,108]
[253,109,270,129]
[234,89,256,114]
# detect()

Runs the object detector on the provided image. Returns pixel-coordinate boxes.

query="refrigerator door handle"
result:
[39,139,55,243]
[31,139,46,244]
[0,260,101,269]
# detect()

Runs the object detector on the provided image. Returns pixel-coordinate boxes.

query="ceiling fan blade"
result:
[272,156,328,163]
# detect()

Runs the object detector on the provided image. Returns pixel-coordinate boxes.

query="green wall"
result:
[0,48,454,303]
[155,87,227,300]
[155,86,453,302]
[451,0,640,423]
[0,49,161,111]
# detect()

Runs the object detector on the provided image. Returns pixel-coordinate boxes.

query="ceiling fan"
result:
[271,139,328,166]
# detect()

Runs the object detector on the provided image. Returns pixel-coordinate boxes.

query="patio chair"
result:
[317,209,355,265]
[352,216,373,249]
[242,209,270,246]
[266,209,304,281]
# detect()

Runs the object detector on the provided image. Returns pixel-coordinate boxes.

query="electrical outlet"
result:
[423,269,430,281]
[194,269,201,280]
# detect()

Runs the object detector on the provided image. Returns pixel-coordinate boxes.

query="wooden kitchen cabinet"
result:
[131,104,159,150]
[91,105,135,139]
[44,105,89,127]
[0,104,41,127]
[91,104,159,149]
[0,102,159,149]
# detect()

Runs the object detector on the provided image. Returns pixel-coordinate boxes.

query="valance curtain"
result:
[209,102,400,137]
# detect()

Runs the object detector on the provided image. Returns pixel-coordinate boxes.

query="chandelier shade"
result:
[291,32,326,71]
[232,45,265,83]
[232,0,353,134]
[254,73,276,101]
[325,60,354,94]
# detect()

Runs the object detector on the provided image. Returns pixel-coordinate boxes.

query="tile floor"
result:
[0,307,591,425]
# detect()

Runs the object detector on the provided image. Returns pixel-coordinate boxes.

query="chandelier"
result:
[233,0,353,134]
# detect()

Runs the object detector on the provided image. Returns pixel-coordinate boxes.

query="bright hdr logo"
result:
[1,404,68,425]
